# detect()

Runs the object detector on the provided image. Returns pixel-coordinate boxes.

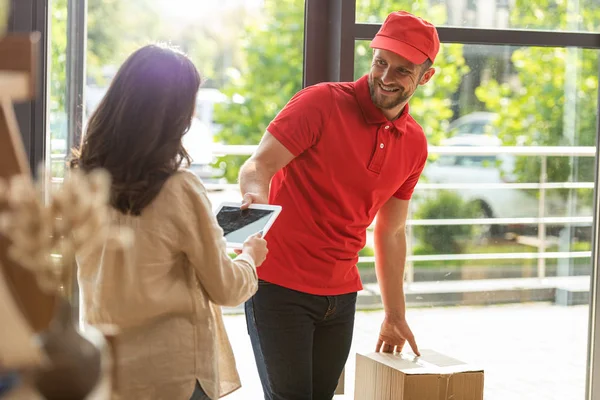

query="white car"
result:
[422,132,582,237]
[183,117,226,187]
[447,111,498,137]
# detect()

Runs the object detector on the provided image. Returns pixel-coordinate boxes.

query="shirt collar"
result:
[355,74,409,134]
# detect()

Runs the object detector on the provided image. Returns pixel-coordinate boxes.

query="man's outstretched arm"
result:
[373,196,420,356]
[239,131,295,206]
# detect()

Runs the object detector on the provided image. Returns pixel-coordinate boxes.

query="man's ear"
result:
[419,68,435,85]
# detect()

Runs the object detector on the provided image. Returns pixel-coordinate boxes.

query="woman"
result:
[73,44,267,399]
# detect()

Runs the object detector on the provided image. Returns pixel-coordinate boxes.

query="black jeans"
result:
[189,380,211,400]
[245,280,357,400]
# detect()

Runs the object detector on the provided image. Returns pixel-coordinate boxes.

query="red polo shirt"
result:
[259,75,428,295]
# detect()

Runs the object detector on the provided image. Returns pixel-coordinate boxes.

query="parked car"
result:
[182,117,226,187]
[448,111,498,138]
[85,84,226,188]
[422,113,590,238]
[423,134,538,237]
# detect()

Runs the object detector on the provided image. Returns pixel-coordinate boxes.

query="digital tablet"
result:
[214,202,282,249]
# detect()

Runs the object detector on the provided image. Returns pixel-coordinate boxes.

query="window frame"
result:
[22,0,600,397]
[8,0,48,176]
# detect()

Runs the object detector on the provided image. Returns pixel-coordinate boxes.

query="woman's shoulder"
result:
[153,170,215,235]
[148,169,207,209]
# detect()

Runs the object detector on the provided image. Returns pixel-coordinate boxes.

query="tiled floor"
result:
[222,303,588,400]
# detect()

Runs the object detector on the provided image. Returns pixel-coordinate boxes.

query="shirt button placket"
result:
[368,124,390,173]
[382,125,390,148]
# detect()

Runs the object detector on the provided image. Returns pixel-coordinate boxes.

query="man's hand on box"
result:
[376,316,420,356]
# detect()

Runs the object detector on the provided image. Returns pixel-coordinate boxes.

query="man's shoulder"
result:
[291,82,332,104]
[289,81,357,112]
[302,81,359,112]
[405,113,427,140]
[326,80,359,95]
[303,80,356,97]
[404,114,428,158]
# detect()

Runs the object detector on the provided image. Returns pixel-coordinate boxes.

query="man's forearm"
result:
[374,228,408,320]
[239,158,270,200]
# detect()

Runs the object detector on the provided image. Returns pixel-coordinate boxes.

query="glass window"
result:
[355,40,597,399]
[48,0,68,185]
[355,0,600,32]
[83,0,301,187]
[47,0,599,399]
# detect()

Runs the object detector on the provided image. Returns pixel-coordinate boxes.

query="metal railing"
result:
[50,145,596,283]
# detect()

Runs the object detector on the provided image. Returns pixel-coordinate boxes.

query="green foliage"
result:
[213,0,304,182]
[0,0,8,34]
[507,0,600,31]
[49,0,600,202]
[413,191,476,255]
[359,245,375,257]
[51,0,247,103]
[476,0,600,201]
[50,0,152,110]
[86,0,125,82]
[86,0,177,83]
[49,0,67,113]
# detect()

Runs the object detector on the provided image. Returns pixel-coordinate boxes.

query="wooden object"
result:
[0,265,44,369]
[0,34,38,100]
[0,32,56,333]
[0,26,118,400]
[354,350,484,400]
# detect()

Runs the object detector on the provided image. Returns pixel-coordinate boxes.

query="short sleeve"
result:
[266,83,333,156]
[394,149,428,200]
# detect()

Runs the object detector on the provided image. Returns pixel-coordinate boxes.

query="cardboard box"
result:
[354,349,484,400]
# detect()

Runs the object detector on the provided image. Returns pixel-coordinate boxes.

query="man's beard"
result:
[368,76,411,111]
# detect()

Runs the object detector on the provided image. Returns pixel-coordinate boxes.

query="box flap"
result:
[359,349,484,375]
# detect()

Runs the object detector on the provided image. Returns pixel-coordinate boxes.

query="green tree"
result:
[49,0,67,114]
[50,0,151,108]
[413,190,476,254]
[176,7,251,88]
[50,0,248,127]
[213,0,304,182]
[214,0,468,183]
[476,0,600,201]
[87,0,171,83]
[86,0,125,82]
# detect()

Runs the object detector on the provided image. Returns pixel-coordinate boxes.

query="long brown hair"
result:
[72,44,201,215]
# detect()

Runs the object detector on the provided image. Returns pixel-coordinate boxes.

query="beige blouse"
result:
[77,169,258,400]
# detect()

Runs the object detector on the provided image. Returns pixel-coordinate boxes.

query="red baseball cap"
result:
[370,11,440,65]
